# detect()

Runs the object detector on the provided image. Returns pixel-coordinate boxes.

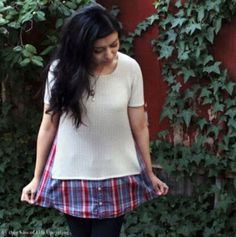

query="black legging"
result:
[65,214,124,237]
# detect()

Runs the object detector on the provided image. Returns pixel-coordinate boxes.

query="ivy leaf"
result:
[185,22,201,35]
[147,14,159,24]
[134,21,151,36]
[206,0,221,12]
[192,154,203,166]
[197,118,208,130]
[205,153,219,167]
[205,27,215,43]
[181,109,195,127]
[213,102,224,113]
[181,67,195,82]
[214,18,222,34]
[206,1,219,11]
[202,55,214,66]
[166,29,177,43]
[200,88,211,98]
[203,62,221,74]
[228,118,236,129]
[178,50,190,61]
[171,82,181,92]
[225,98,236,108]
[203,97,213,105]
[211,80,220,95]
[175,9,185,17]
[184,88,195,99]
[158,43,174,59]
[225,108,236,118]
[171,17,187,28]
[160,107,175,121]
[175,0,182,8]
[165,73,175,84]
[197,6,205,22]
[160,15,175,30]
[224,81,236,95]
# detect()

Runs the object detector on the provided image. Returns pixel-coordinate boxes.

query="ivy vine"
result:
[151,0,236,178]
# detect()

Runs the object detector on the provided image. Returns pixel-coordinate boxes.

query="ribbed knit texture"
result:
[44,52,144,180]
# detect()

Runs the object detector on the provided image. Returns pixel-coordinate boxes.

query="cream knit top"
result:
[44,52,144,180]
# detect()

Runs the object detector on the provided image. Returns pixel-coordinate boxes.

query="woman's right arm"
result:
[21,104,60,204]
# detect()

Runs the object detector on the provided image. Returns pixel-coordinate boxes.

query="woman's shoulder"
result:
[118,52,140,68]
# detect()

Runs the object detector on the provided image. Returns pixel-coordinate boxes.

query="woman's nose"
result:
[105,48,113,60]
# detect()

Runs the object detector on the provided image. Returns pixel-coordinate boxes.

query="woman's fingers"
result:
[21,184,37,204]
[153,179,169,196]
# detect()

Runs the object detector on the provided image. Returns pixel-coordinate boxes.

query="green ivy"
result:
[121,191,236,237]
[150,0,236,236]
[0,0,92,235]
[151,0,236,177]
[119,0,236,236]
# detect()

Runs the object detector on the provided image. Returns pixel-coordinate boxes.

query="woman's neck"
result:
[90,55,118,77]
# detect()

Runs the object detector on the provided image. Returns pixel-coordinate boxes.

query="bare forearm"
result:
[133,126,154,175]
[33,125,57,180]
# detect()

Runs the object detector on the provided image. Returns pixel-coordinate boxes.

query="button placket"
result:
[97,184,104,215]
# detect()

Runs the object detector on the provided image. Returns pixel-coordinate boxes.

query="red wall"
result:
[98,0,236,139]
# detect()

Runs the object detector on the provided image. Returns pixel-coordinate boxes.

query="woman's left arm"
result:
[128,106,169,196]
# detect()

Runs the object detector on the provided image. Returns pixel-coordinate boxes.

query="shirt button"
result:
[98,187,102,191]
[99,202,103,206]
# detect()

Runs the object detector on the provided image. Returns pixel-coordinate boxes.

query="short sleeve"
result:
[44,60,58,104]
[128,61,144,107]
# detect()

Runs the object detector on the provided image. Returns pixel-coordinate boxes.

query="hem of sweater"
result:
[51,171,142,180]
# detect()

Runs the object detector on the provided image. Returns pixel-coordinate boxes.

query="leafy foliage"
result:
[121,191,236,237]
[0,0,92,235]
[151,0,236,176]
[149,0,236,236]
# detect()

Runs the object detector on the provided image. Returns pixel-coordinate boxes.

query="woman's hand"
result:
[148,172,169,196]
[21,177,40,204]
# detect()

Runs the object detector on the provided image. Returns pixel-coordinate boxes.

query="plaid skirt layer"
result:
[34,143,158,219]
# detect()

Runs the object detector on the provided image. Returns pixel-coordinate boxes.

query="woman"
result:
[21,3,169,237]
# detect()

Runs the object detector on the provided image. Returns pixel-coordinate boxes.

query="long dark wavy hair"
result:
[45,3,121,127]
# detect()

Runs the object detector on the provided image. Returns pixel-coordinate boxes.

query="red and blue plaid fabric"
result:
[34,143,158,219]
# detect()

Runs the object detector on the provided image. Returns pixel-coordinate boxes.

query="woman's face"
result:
[92,31,120,67]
